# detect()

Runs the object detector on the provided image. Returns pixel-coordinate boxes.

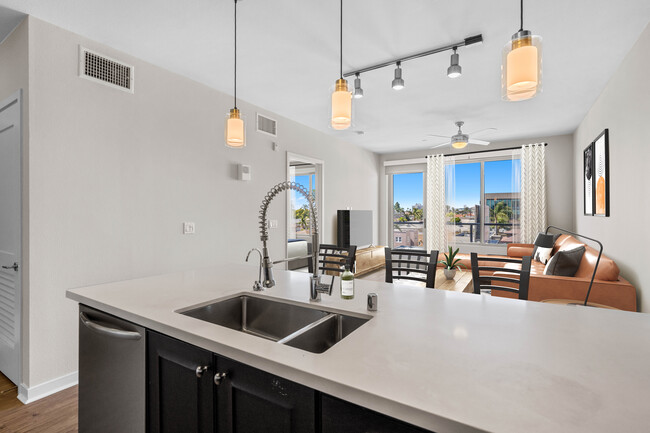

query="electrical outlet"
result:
[183,222,196,234]
[269,219,278,229]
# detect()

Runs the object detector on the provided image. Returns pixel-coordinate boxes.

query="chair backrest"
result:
[470,253,532,300]
[308,244,357,275]
[384,248,439,288]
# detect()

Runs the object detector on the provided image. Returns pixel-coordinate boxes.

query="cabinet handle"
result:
[214,371,228,385]
[195,365,209,378]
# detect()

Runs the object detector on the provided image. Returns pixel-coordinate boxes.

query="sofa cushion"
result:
[544,246,586,277]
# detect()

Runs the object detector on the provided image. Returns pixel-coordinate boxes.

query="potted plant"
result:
[439,246,464,280]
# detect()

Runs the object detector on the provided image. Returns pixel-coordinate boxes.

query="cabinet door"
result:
[321,394,431,433]
[147,331,215,433]
[214,355,316,433]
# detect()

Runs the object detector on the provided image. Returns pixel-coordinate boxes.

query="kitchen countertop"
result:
[66,264,650,433]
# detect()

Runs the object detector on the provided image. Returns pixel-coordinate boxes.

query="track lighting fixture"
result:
[330,0,351,130]
[502,0,542,101]
[447,47,462,78]
[392,62,404,90]
[225,0,245,148]
[353,73,364,99]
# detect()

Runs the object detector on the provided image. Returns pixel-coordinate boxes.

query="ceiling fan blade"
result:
[431,141,451,149]
[467,127,497,137]
[468,139,490,145]
[426,134,452,139]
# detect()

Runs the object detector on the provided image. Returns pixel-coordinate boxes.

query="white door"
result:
[0,91,22,385]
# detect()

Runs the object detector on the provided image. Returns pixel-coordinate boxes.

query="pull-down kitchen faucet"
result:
[257,181,332,301]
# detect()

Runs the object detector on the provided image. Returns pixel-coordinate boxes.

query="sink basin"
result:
[282,313,368,354]
[180,295,329,341]
[178,294,371,353]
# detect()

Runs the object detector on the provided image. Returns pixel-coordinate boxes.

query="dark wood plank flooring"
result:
[0,371,77,432]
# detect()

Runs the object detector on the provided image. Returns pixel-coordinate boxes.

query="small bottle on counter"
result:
[340,264,354,299]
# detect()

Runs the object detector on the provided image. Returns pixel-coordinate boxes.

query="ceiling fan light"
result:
[451,132,469,149]
[447,50,462,78]
[331,78,352,130]
[392,63,404,90]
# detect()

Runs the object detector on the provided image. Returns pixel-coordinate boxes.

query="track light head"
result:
[392,62,404,90]
[353,73,364,99]
[447,47,462,78]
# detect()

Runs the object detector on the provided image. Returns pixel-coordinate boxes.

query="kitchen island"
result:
[67,264,650,433]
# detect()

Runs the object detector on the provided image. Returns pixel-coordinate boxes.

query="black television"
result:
[337,210,373,249]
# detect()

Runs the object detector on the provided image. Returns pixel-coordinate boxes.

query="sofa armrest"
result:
[507,243,534,258]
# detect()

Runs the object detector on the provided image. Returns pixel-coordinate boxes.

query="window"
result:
[289,167,317,238]
[391,172,424,250]
[445,156,520,245]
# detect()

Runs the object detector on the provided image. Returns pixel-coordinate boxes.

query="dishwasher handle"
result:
[80,312,143,340]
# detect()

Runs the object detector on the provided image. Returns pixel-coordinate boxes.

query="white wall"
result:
[573,23,650,313]
[378,134,575,249]
[25,17,379,388]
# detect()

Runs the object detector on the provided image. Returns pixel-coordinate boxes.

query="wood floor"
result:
[0,372,78,432]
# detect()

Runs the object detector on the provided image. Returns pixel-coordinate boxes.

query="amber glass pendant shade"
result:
[502,31,542,101]
[331,78,352,130]
[225,108,245,148]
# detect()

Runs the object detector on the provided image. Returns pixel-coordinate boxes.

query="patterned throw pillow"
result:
[533,246,553,264]
[531,232,561,263]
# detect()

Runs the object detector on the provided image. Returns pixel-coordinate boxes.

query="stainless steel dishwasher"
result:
[79,304,146,433]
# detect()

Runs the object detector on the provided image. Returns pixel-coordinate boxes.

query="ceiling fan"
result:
[427,121,496,149]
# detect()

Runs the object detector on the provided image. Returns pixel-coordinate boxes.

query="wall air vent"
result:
[79,46,134,93]
[256,113,277,137]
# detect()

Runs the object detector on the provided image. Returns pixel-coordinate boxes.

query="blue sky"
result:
[393,160,520,209]
[292,174,314,208]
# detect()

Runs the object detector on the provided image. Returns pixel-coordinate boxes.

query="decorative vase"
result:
[444,268,456,280]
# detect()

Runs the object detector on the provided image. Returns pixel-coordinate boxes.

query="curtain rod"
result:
[383,143,547,167]
[435,142,547,158]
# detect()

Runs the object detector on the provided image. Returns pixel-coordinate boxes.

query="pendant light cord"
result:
[234,0,238,109]
[519,0,524,31]
[339,0,343,79]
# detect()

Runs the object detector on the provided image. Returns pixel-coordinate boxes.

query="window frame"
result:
[445,152,521,250]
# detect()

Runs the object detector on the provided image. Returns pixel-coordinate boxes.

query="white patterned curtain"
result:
[426,155,446,252]
[520,143,547,243]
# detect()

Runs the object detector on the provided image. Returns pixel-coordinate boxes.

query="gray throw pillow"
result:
[543,245,586,277]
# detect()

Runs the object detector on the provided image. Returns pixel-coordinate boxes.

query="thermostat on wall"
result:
[238,164,251,181]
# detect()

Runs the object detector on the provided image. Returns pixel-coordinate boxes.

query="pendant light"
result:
[502,0,542,101]
[330,0,351,130]
[226,0,245,147]
[391,62,405,90]
[447,47,462,78]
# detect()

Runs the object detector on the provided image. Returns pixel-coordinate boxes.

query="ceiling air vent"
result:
[79,46,134,93]
[256,113,277,137]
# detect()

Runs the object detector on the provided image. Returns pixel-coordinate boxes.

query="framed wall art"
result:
[593,129,610,217]
[583,142,594,215]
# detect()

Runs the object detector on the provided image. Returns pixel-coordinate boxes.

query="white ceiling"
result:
[1,0,649,154]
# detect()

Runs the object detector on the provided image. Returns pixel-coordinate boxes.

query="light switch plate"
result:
[183,222,196,234]
[269,219,278,229]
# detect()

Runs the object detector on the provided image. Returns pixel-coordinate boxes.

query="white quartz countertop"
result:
[66,264,650,433]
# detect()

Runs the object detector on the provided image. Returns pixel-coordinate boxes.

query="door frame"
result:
[0,89,23,386]
[285,152,324,269]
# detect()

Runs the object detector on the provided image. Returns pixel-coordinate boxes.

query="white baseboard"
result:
[18,371,78,404]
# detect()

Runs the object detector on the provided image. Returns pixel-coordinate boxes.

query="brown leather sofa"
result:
[443,235,637,311]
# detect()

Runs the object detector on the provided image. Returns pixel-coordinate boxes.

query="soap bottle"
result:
[340,264,354,300]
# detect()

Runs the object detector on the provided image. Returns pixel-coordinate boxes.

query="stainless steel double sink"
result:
[177,294,371,354]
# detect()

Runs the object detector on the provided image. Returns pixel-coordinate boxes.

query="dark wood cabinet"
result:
[321,394,431,433]
[147,330,215,433]
[214,355,316,433]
